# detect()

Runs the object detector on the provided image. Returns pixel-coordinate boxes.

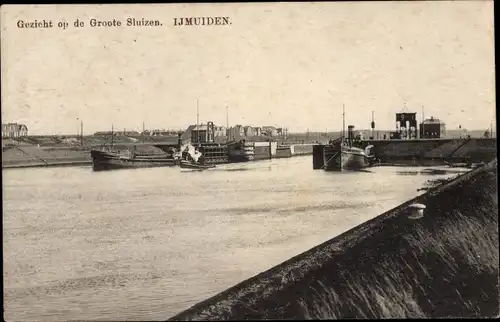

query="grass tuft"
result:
[299,207,499,319]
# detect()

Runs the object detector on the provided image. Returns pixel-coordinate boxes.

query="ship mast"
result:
[111,124,114,148]
[421,105,425,139]
[371,111,375,140]
[80,120,83,147]
[226,105,229,143]
[196,98,200,144]
[342,104,345,140]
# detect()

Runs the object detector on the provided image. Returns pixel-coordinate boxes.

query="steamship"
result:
[322,136,375,171]
[190,121,229,165]
[322,108,376,171]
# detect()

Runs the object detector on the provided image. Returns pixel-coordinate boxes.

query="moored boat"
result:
[91,148,180,171]
[322,105,376,171]
[179,141,216,170]
[90,124,181,171]
[322,139,375,171]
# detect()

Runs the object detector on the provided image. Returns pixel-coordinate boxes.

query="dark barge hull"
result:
[91,149,179,171]
[227,141,255,163]
[179,161,216,170]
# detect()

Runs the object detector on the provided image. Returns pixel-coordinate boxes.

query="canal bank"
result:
[2,143,314,169]
[2,160,92,169]
[2,145,91,169]
[168,159,498,320]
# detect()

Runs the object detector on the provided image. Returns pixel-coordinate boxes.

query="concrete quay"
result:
[364,138,496,163]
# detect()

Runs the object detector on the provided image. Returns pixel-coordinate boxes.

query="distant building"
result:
[213,126,226,138]
[227,125,245,141]
[189,122,216,143]
[262,126,278,136]
[276,127,288,136]
[191,124,208,143]
[420,117,446,139]
[243,126,257,137]
[2,123,28,138]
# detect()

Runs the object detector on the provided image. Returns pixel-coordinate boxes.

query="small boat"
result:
[180,160,216,170]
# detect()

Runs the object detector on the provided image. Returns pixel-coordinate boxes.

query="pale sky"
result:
[1,2,495,135]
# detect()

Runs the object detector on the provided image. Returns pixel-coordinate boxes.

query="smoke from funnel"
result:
[184,143,203,162]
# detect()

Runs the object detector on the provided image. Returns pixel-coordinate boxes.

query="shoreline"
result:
[2,160,92,169]
[2,155,318,170]
[3,157,467,171]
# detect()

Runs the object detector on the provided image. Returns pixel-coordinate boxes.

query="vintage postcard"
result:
[1,1,497,321]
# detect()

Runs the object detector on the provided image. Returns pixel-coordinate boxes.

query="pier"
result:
[168,159,498,320]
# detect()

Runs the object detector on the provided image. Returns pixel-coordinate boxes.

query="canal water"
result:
[3,156,469,321]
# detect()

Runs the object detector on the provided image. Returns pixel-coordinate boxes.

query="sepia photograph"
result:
[1,1,497,320]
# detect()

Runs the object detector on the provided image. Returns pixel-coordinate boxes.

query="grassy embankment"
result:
[169,160,498,320]
[298,166,498,319]
[299,212,498,318]
[1,136,173,168]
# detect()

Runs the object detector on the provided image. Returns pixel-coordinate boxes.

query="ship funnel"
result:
[177,132,182,149]
[347,125,355,140]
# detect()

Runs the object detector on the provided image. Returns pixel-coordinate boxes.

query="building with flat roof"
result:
[2,123,28,138]
[420,117,446,139]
